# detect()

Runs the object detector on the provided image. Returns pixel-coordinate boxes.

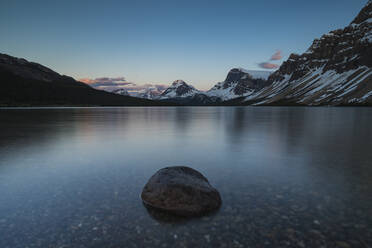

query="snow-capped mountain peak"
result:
[159,80,200,99]
[171,79,188,86]
[205,68,272,100]
[133,87,163,99]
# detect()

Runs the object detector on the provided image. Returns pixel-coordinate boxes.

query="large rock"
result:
[141,166,221,216]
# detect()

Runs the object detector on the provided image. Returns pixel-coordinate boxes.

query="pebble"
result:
[336,241,350,248]
[297,241,305,248]
[204,235,210,242]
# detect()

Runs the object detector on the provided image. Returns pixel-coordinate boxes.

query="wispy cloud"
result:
[258,50,283,70]
[270,51,282,61]
[79,77,133,87]
[122,84,168,92]
[258,62,279,69]
[79,76,168,95]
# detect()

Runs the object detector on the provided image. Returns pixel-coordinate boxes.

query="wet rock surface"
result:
[141,166,222,216]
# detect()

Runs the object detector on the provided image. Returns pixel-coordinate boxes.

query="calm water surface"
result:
[0,107,372,248]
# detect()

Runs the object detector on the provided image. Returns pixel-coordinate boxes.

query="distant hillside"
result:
[0,53,173,107]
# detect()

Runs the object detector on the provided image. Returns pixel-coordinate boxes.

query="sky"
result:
[0,0,368,90]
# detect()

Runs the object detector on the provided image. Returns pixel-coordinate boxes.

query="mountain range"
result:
[144,69,272,105]
[1,1,371,106]
[150,1,372,106]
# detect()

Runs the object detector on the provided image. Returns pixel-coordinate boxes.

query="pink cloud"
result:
[258,62,279,69]
[79,77,133,87]
[79,76,169,95]
[270,51,282,61]
[257,50,283,70]
[79,78,95,84]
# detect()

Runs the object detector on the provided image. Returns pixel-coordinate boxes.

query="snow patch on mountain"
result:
[249,67,372,106]
[205,83,254,101]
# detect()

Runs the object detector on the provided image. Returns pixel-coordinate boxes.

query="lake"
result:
[0,107,372,247]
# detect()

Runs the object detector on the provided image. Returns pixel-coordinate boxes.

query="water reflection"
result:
[143,203,220,224]
[0,107,372,247]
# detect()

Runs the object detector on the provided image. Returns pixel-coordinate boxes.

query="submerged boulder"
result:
[141,166,221,216]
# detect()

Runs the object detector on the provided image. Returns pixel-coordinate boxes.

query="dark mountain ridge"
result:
[0,53,174,107]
